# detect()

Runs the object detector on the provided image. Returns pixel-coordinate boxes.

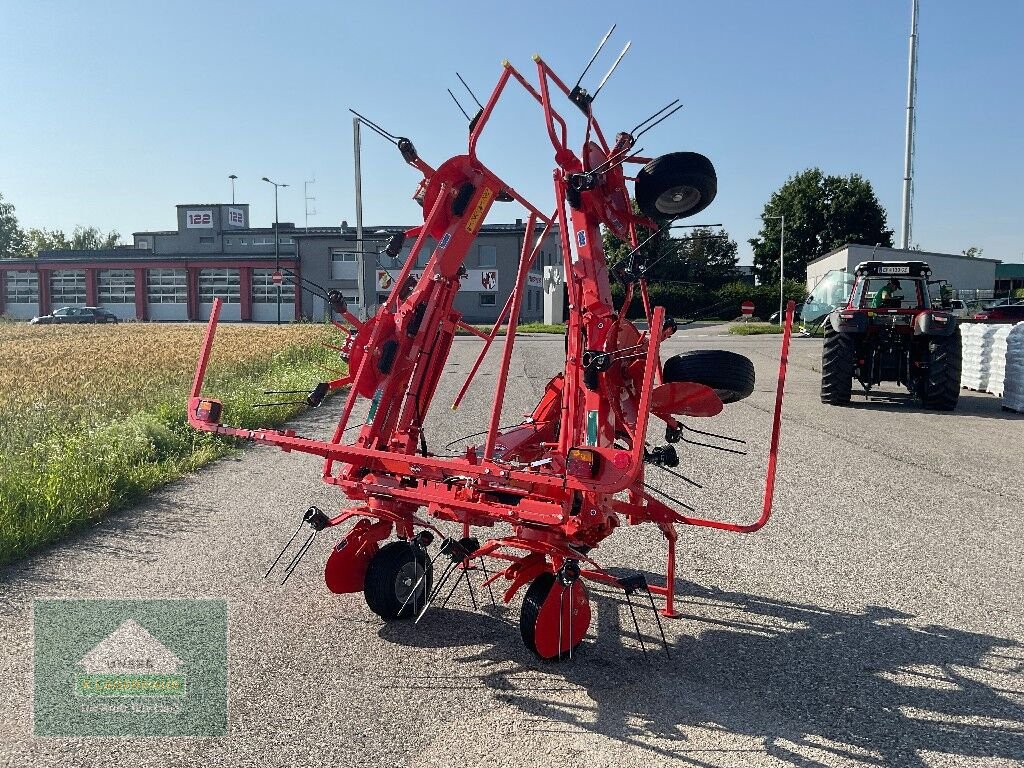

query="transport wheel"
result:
[662,349,755,404]
[921,330,961,411]
[820,327,855,405]
[634,152,717,221]
[364,541,432,620]
[520,572,591,660]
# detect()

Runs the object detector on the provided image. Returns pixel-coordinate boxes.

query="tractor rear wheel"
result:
[364,541,432,620]
[821,328,855,405]
[662,350,755,404]
[921,330,961,411]
[520,572,591,660]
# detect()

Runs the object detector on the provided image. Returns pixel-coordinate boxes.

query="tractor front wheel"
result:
[821,328,855,405]
[921,331,961,411]
[364,541,432,620]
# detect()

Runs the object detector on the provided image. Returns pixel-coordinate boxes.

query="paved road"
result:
[2,326,1022,767]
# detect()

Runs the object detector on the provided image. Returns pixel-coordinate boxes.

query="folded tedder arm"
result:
[187,33,795,660]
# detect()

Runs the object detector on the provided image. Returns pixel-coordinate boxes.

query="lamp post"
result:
[261,177,289,325]
[765,214,785,323]
[228,174,237,204]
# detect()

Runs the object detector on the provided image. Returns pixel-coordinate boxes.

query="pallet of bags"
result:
[985,324,1016,397]
[1002,324,1024,413]
[960,323,998,391]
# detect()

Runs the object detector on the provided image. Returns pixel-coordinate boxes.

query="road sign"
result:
[272,271,283,286]
[741,300,755,317]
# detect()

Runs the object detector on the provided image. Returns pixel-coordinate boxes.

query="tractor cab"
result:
[848,261,934,313]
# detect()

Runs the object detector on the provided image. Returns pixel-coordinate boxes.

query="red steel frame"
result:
[187,55,795,620]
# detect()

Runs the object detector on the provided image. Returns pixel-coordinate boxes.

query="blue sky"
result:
[2,1,1022,266]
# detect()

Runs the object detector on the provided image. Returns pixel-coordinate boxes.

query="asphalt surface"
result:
[2,325,1022,767]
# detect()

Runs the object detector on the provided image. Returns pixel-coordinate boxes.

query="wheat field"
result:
[0,321,342,563]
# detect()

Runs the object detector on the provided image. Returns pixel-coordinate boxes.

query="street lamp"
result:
[228,174,237,204]
[764,214,785,323]
[262,177,289,325]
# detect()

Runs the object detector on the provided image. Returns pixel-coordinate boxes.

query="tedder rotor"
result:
[187,31,795,660]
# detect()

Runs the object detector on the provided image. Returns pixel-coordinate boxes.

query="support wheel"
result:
[921,330,961,411]
[634,152,717,221]
[820,327,855,405]
[364,541,432,620]
[663,350,755,403]
[520,572,591,661]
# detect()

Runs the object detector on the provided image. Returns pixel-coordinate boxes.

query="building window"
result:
[136,239,150,250]
[199,236,215,244]
[280,237,294,245]
[238,238,249,245]
[198,268,241,304]
[146,269,187,304]
[478,245,497,267]
[330,250,359,280]
[224,238,233,246]
[98,269,135,304]
[4,270,38,303]
[50,270,86,305]
[251,269,295,303]
[479,293,496,307]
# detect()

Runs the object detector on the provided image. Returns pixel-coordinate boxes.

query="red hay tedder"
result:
[188,30,795,660]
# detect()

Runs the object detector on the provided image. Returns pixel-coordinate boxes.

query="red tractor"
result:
[820,260,961,410]
[187,37,795,659]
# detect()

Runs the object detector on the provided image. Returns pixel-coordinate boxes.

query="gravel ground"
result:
[1,325,1022,767]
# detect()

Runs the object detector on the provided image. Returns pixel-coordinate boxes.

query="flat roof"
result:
[996,263,1024,278]
[808,244,1002,267]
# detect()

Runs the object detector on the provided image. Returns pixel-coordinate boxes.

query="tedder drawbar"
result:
[188,30,795,660]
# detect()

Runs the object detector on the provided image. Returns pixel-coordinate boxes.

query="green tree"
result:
[23,225,120,257]
[0,192,27,259]
[668,227,740,290]
[749,168,893,285]
[69,225,121,250]
[961,246,984,258]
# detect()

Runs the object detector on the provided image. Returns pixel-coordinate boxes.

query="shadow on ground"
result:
[379,580,1024,766]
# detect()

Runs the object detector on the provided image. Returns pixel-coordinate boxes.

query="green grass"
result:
[729,323,785,335]
[0,335,340,566]
[729,322,824,337]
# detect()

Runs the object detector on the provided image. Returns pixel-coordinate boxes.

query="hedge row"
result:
[609,281,807,320]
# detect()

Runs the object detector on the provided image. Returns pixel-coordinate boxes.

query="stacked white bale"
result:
[1002,324,1024,412]
[986,324,1017,397]
[960,324,998,391]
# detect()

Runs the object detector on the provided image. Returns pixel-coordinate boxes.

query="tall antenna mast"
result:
[304,176,317,232]
[900,0,919,250]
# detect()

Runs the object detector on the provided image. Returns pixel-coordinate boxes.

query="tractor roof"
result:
[854,260,932,277]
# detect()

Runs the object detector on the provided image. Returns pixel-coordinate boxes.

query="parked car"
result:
[947,299,969,319]
[972,304,1024,322]
[768,303,803,324]
[981,297,1024,310]
[29,306,120,325]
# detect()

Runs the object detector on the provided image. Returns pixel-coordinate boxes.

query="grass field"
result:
[0,322,341,565]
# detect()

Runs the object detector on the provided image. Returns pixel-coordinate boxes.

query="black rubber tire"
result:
[520,572,581,661]
[820,328,855,405]
[662,350,755,404]
[364,541,432,620]
[634,152,717,221]
[921,330,961,411]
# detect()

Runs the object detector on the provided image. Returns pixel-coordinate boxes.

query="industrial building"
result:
[805,244,1002,299]
[0,202,561,323]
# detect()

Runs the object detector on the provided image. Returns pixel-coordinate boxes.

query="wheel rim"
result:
[393,560,424,605]
[656,185,701,215]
